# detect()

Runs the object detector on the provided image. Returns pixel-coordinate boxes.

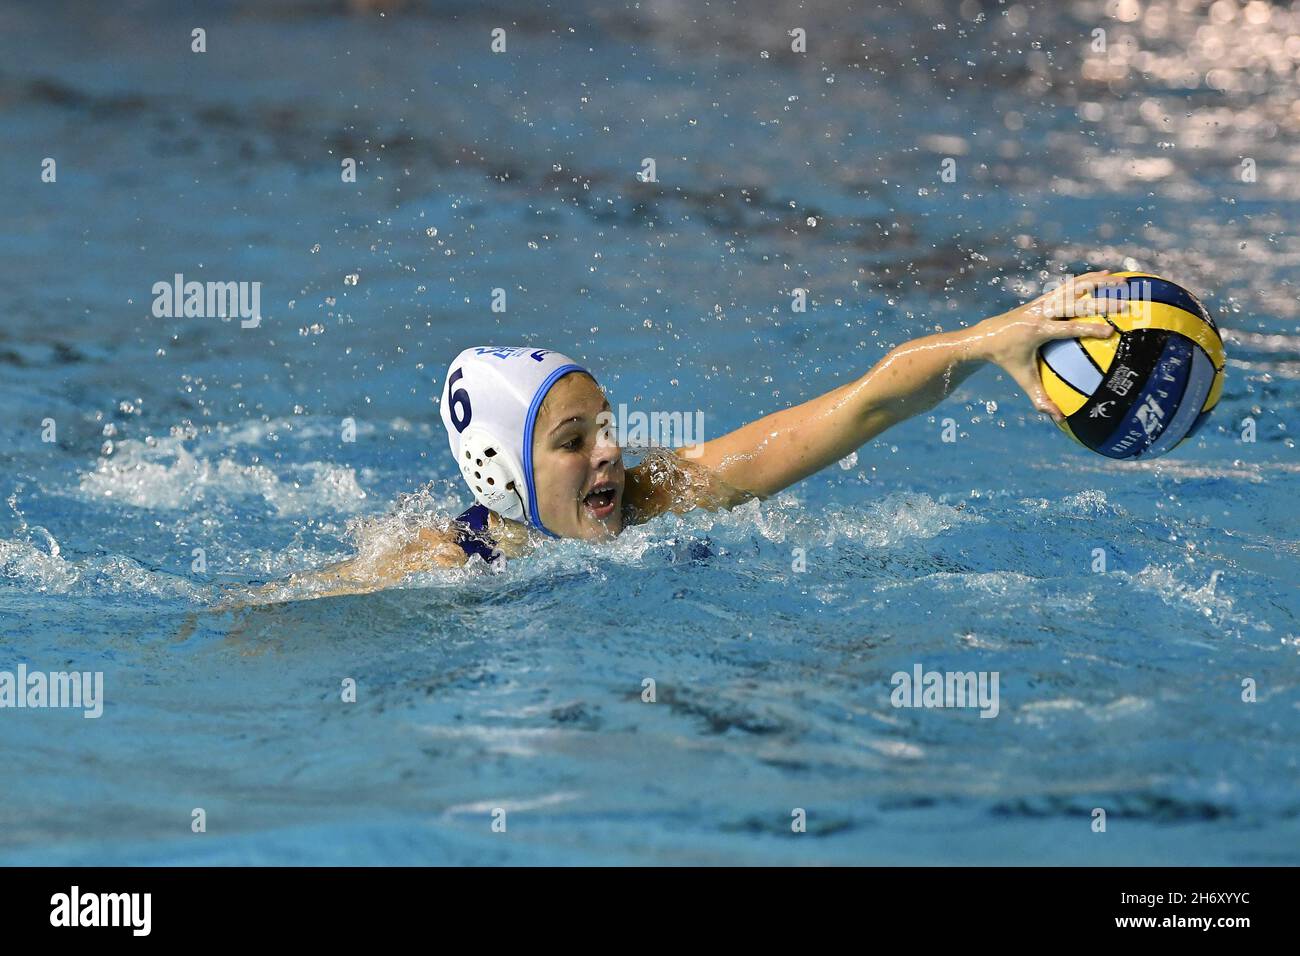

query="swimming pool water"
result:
[1,0,1297,865]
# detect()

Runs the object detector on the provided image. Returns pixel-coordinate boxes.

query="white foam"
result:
[0,534,80,593]
[668,490,982,550]
[0,533,207,601]
[1127,564,1271,635]
[1018,489,1125,516]
[244,490,985,604]
[76,435,368,515]
[440,791,586,816]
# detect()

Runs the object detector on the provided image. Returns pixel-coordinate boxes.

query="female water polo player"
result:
[279,270,1126,596]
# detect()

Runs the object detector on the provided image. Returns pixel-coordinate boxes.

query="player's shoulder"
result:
[625,447,749,524]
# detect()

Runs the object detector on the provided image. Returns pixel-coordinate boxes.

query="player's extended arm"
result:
[217,525,470,607]
[689,271,1124,499]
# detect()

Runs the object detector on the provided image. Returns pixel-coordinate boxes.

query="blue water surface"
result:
[1,0,1297,865]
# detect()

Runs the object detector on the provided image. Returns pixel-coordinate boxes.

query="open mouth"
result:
[582,483,618,520]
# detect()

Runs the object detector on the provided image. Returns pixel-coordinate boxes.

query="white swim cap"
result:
[440,346,591,536]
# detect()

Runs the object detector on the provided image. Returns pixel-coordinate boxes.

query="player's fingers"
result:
[1073,297,1130,317]
[1042,320,1116,340]
[1008,362,1062,422]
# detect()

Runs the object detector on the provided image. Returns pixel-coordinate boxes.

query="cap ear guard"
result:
[456,426,528,522]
